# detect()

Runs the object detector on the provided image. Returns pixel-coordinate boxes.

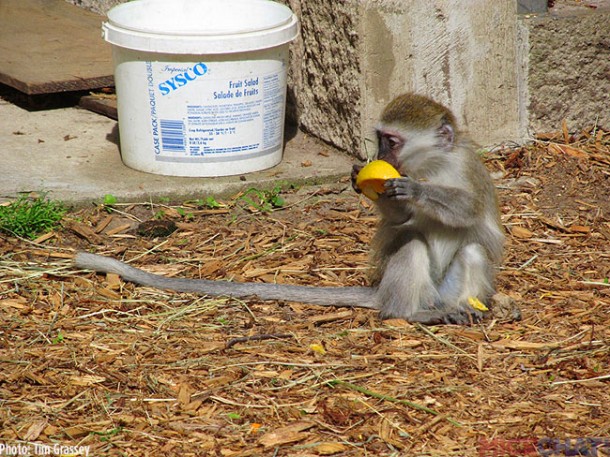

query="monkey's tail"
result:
[74,252,378,310]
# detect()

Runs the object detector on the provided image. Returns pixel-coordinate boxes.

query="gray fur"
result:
[74,252,377,309]
[368,94,504,324]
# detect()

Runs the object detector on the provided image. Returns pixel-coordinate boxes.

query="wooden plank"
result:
[79,94,118,119]
[0,0,114,95]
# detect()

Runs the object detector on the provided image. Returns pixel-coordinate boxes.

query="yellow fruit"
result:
[356,160,401,200]
[468,296,489,312]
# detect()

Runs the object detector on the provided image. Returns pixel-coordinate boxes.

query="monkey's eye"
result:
[387,136,402,150]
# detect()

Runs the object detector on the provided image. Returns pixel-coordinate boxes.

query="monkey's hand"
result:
[351,164,364,193]
[383,177,420,201]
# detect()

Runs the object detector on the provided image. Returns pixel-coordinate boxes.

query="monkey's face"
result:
[376,126,451,179]
[376,129,403,171]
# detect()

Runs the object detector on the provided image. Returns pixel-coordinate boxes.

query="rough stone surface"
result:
[284,0,362,156]
[65,0,121,14]
[286,0,522,157]
[524,10,610,133]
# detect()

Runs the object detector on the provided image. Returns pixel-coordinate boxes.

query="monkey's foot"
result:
[442,309,483,325]
[406,309,482,326]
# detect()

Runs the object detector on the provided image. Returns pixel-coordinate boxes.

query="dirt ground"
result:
[1,127,609,457]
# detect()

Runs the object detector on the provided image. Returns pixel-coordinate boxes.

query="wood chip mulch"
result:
[1,127,609,456]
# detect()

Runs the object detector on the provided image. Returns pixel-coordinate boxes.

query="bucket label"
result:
[143,60,286,163]
[158,62,208,96]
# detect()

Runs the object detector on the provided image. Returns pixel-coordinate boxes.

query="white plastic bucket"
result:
[102,0,298,177]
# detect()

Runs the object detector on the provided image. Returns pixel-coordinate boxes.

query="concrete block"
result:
[287,0,609,155]
[283,0,363,155]
[521,8,610,133]
[65,0,121,14]
[360,0,522,151]
[517,0,548,14]
[286,0,523,158]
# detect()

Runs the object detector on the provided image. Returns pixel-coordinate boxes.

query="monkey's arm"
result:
[74,252,378,309]
[383,177,478,228]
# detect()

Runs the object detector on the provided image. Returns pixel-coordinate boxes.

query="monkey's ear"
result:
[438,117,455,149]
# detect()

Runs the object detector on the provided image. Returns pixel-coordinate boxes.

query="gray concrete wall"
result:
[286,0,523,159]
[287,0,610,156]
[360,0,521,154]
[66,0,121,14]
[285,0,363,155]
[521,10,610,134]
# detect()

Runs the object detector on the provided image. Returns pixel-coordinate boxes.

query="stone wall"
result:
[286,0,363,154]
[359,0,521,153]
[523,12,610,133]
[285,0,522,157]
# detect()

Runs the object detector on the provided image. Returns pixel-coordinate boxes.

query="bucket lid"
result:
[103,0,298,54]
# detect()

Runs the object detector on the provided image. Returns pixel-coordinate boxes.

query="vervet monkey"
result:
[75,93,504,325]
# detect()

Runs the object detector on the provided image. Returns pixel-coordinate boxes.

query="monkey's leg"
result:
[377,238,442,321]
[437,243,494,323]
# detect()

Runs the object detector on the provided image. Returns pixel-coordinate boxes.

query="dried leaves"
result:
[1,129,610,455]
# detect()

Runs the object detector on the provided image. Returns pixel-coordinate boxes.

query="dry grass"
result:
[1,128,609,456]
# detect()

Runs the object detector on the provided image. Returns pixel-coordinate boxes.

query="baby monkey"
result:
[76,93,504,325]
